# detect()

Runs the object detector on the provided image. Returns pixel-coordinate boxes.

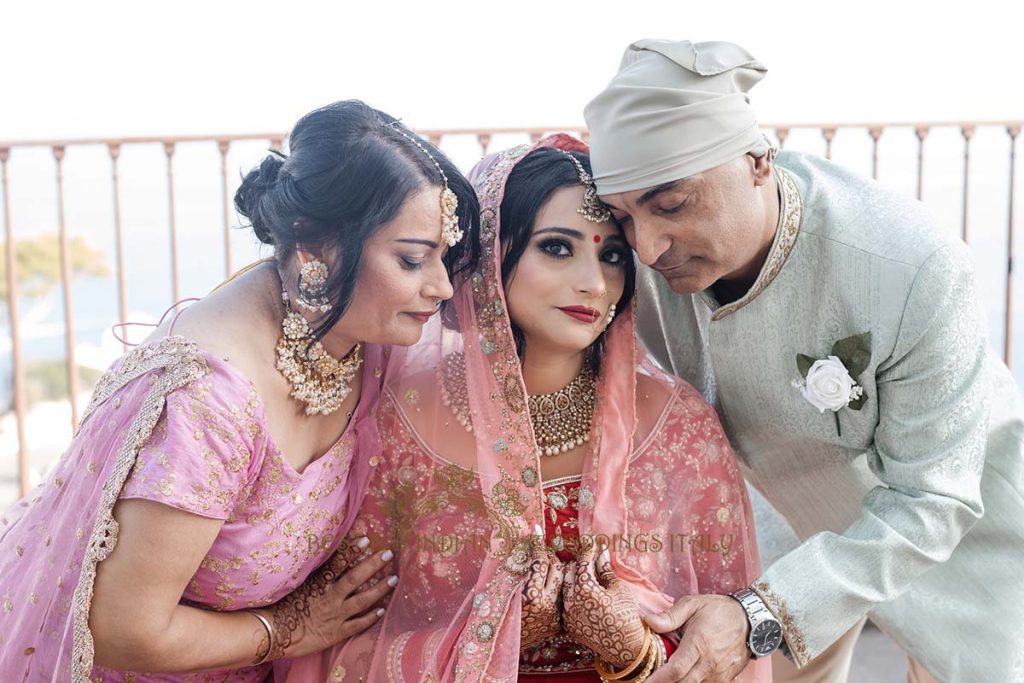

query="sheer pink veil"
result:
[280,135,766,682]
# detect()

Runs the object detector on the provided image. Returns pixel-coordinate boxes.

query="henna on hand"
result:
[562,544,646,669]
[520,550,565,651]
[268,552,343,658]
[266,536,366,659]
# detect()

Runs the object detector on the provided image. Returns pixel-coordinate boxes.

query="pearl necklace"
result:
[440,352,595,456]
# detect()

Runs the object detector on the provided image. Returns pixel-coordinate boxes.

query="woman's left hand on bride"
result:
[562,543,647,669]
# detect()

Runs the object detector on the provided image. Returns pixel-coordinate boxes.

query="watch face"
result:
[750,620,784,657]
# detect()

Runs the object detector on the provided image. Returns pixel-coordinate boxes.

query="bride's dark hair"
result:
[234,100,480,342]
[499,147,636,371]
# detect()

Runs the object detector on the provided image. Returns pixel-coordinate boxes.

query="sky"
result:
[1,0,1021,142]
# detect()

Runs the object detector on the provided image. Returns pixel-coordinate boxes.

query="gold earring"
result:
[296,258,331,314]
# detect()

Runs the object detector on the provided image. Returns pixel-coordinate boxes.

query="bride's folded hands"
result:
[520,544,566,651]
[562,543,646,670]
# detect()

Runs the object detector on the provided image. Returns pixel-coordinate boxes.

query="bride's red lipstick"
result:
[557,306,601,323]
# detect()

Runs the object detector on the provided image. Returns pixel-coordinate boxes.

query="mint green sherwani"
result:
[636,150,1024,681]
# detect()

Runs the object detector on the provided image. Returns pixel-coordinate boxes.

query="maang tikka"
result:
[388,123,463,247]
[558,150,612,223]
[296,258,332,314]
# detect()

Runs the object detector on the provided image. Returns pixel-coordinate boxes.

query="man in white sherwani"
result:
[585,39,1024,683]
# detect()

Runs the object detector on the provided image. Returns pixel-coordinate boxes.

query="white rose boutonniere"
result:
[791,332,871,436]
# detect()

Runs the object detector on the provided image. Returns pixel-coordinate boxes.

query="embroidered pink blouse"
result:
[0,338,379,683]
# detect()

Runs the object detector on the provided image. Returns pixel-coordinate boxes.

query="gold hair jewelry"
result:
[250,610,274,666]
[390,124,463,247]
[439,352,596,456]
[276,289,363,416]
[558,150,612,224]
[296,258,332,314]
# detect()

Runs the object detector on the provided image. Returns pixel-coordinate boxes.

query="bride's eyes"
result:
[601,249,628,267]
[538,238,572,259]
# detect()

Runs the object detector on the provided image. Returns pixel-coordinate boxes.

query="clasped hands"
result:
[520,542,645,669]
[521,544,753,682]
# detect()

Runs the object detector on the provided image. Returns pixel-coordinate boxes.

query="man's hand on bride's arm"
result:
[643,594,751,683]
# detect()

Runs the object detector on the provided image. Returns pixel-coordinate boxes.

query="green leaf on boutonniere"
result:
[848,392,867,411]
[796,354,816,378]
[830,332,872,378]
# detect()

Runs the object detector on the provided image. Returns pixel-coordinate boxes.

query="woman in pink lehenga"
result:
[0,100,480,681]
[281,135,771,682]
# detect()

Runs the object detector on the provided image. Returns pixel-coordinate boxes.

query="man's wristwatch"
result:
[729,588,785,658]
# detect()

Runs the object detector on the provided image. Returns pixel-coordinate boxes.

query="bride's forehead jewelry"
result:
[389,123,463,247]
[558,149,612,224]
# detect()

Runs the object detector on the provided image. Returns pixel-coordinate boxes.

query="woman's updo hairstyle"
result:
[499,147,636,372]
[234,100,480,341]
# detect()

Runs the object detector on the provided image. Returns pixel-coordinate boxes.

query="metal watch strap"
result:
[731,588,774,623]
[730,588,784,656]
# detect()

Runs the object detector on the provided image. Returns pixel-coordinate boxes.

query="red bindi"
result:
[593,235,602,244]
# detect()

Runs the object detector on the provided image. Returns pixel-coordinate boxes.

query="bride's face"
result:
[504,185,628,357]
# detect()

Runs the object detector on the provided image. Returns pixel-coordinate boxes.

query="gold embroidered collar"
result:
[704,166,803,321]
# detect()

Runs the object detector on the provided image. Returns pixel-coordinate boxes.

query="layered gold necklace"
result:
[276,289,363,416]
[440,352,596,456]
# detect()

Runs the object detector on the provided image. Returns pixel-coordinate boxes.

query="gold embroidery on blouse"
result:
[70,337,210,682]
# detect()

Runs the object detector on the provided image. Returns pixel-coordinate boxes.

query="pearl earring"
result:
[605,304,617,327]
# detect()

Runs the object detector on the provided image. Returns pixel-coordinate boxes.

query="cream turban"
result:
[584,39,770,195]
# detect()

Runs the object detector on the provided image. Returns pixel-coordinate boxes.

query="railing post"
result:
[476,133,491,156]
[822,127,837,160]
[163,141,180,303]
[108,144,128,342]
[53,146,80,431]
[1,148,29,495]
[961,125,975,243]
[868,127,883,180]
[914,126,929,201]
[218,140,232,277]
[1006,124,1021,368]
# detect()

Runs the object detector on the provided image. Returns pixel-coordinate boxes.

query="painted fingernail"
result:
[387,575,399,587]
[376,607,386,617]
[534,523,544,536]
[357,536,370,550]
[600,547,610,563]
[381,549,394,562]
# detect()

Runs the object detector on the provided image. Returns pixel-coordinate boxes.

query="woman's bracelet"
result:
[250,610,275,666]
[595,625,661,682]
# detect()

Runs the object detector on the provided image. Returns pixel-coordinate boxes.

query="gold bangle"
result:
[623,632,663,683]
[250,610,274,666]
[653,632,667,669]
[595,625,653,680]
[616,635,659,683]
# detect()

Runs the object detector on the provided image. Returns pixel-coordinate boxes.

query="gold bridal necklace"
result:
[440,352,596,456]
[276,288,363,416]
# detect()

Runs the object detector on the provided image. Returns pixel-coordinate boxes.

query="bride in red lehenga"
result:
[279,135,770,683]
